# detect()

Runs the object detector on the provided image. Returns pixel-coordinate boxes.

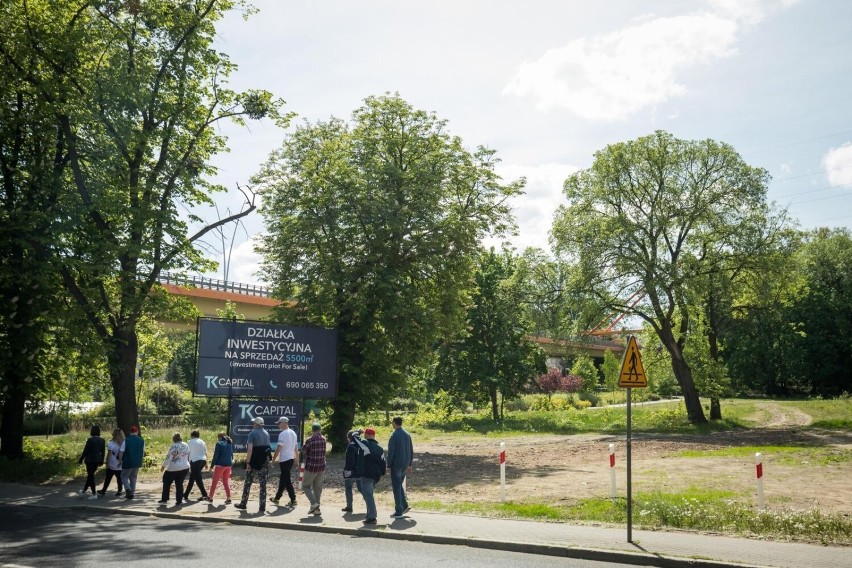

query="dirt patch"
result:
[335,414,851,516]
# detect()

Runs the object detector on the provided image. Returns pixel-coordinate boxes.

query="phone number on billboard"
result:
[287,381,329,389]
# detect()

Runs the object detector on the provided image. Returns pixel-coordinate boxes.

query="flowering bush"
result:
[535,368,582,395]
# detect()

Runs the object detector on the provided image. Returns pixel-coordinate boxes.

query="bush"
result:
[389,397,419,411]
[188,396,227,425]
[0,438,80,483]
[22,414,70,436]
[578,391,599,407]
[149,383,191,415]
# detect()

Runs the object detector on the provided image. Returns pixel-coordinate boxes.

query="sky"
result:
[195,0,852,285]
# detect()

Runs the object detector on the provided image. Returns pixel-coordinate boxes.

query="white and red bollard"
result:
[755,453,764,509]
[499,441,506,502]
[609,443,617,500]
[298,462,305,491]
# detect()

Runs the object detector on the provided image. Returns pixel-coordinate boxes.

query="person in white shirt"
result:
[270,416,298,507]
[159,432,190,506]
[183,430,209,502]
[98,428,124,496]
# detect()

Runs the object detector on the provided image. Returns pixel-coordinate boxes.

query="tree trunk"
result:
[329,397,355,454]
[107,327,140,434]
[0,387,26,459]
[710,397,722,420]
[669,352,706,423]
[488,385,499,422]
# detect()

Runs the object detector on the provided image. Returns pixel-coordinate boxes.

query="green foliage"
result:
[255,94,522,442]
[0,438,79,483]
[0,0,287,435]
[569,355,599,393]
[433,249,547,422]
[149,383,191,416]
[165,330,197,390]
[601,350,620,392]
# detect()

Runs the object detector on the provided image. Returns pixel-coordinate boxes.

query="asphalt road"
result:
[0,505,650,568]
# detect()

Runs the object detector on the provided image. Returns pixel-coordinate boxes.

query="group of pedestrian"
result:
[76,416,414,524]
[219,415,414,524]
[77,424,144,501]
[159,430,234,506]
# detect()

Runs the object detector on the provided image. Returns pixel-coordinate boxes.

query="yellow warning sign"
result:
[618,335,648,388]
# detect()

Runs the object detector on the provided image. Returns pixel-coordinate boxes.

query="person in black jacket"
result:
[353,428,384,525]
[342,430,362,513]
[78,425,105,500]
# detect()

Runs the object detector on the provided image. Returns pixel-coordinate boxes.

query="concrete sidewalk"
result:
[0,481,846,568]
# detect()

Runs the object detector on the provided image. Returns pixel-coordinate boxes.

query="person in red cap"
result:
[118,426,145,500]
[353,427,385,524]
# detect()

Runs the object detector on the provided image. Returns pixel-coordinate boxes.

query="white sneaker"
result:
[88,494,98,500]
[77,490,86,496]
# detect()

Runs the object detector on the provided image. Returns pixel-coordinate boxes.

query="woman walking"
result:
[159,432,190,506]
[208,433,234,504]
[98,428,124,497]
[184,430,209,501]
[78,425,105,500]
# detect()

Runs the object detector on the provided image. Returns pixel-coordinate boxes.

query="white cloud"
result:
[708,0,799,24]
[491,162,580,252]
[822,143,852,187]
[504,1,798,122]
[225,236,267,285]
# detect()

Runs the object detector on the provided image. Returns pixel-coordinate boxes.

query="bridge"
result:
[157,273,626,363]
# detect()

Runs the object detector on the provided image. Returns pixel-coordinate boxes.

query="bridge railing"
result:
[157,271,273,298]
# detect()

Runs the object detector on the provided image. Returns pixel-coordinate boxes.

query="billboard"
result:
[196,318,337,398]
[229,399,303,453]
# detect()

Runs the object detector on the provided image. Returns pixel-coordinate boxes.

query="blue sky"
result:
[198,0,852,284]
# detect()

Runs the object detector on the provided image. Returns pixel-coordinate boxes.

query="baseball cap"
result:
[277,416,289,424]
[251,417,264,425]
[311,423,321,431]
[364,428,376,436]
[129,426,139,434]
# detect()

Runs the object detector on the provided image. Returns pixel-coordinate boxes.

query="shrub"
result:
[389,397,419,411]
[149,382,191,415]
[578,391,599,407]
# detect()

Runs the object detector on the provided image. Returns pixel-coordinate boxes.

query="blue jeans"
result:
[121,467,139,495]
[344,477,360,508]
[391,468,408,514]
[358,477,377,519]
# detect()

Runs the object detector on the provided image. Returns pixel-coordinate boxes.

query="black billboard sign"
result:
[229,399,302,453]
[196,319,337,398]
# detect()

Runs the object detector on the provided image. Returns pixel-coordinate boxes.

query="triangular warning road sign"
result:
[618,335,648,388]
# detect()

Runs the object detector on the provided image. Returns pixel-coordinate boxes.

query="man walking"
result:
[270,416,298,507]
[387,416,413,518]
[118,425,144,500]
[234,416,270,513]
[354,428,384,525]
[300,422,326,516]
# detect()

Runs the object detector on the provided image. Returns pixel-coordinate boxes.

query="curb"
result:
[54,503,763,568]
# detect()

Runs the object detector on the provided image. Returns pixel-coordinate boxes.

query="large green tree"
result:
[0,0,285,434]
[255,94,521,443]
[0,34,66,456]
[434,249,546,421]
[552,131,777,424]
